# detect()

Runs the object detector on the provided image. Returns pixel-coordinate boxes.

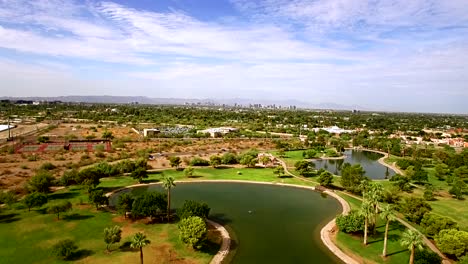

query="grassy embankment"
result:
[0,186,220,264]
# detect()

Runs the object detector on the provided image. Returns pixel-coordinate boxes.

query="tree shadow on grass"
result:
[187,176,203,179]
[62,213,94,221]
[200,239,221,255]
[141,179,160,184]
[68,249,94,261]
[278,175,293,178]
[48,192,80,201]
[367,238,384,245]
[387,249,408,256]
[119,241,138,252]
[0,213,20,223]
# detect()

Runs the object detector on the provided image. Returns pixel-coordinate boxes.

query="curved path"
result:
[320,191,359,264]
[207,219,231,264]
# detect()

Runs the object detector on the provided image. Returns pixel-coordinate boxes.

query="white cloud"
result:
[0,0,467,113]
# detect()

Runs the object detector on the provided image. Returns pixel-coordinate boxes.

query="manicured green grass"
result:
[99,167,319,190]
[0,186,218,264]
[337,192,362,210]
[335,220,410,264]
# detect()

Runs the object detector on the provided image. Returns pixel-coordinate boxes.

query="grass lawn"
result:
[100,167,319,190]
[335,220,410,264]
[0,186,219,264]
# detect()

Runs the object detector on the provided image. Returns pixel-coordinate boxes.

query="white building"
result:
[312,126,354,134]
[198,127,238,137]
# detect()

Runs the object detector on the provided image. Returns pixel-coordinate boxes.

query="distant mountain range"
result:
[0,95,365,111]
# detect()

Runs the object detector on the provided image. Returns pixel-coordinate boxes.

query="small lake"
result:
[311,149,395,179]
[110,182,342,264]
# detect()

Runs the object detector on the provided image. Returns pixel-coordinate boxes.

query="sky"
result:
[0,0,467,114]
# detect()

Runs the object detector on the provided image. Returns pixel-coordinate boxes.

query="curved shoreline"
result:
[346,147,403,175]
[106,179,358,264]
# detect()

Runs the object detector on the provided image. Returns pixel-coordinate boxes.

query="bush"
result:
[28,171,54,193]
[40,162,56,171]
[177,200,210,220]
[51,239,78,260]
[189,157,210,166]
[178,216,207,249]
[414,249,442,264]
[24,192,48,212]
[88,189,109,209]
[221,152,239,164]
[336,210,365,233]
[420,213,458,238]
[131,192,167,219]
[60,169,78,186]
[398,197,432,224]
[435,229,468,259]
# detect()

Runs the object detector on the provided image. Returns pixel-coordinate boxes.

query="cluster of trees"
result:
[336,182,442,264]
[177,200,211,249]
[168,150,261,171]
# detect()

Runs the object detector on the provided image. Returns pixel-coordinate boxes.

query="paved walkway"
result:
[207,219,231,264]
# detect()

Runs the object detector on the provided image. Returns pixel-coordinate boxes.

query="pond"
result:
[110,182,343,264]
[311,149,396,179]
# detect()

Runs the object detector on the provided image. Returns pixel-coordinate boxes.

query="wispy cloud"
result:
[0,0,467,113]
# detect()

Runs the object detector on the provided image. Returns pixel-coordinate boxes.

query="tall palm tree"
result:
[400,229,424,264]
[380,204,396,257]
[130,232,151,264]
[360,201,374,245]
[161,176,176,221]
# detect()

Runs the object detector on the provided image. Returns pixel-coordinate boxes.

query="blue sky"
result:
[0,0,467,113]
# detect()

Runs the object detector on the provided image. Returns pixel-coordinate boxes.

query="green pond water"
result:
[110,182,343,264]
[312,150,396,179]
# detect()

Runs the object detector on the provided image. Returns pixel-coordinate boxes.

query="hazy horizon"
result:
[0,0,467,114]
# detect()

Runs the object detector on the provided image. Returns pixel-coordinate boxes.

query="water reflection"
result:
[311,150,395,179]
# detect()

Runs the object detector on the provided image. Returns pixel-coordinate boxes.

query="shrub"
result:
[131,192,167,219]
[435,229,468,259]
[178,216,207,249]
[28,171,54,193]
[221,152,238,164]
[336,210,365,233]
[420,213,458,238]
[24,192,48,212]
[177,200,210,220]
[414,249,442,264]
[40,162,56,171]
[189,157,210,166]
[398,197,432,224]
[51,239,78,260]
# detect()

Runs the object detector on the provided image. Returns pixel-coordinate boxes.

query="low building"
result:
[198,127,238,137]
[312,126,353,134]
[143,128,160,137]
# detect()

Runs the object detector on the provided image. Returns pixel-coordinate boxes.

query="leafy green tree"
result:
[398,197,432,224]
[390,174,412,192]
[380,205,396,257]
[221,152,238,164]
[449,179,466,200]
[162,176,176,220]
[434,163,449,181]
[318,171,333,187]
[335,210,365,233]
[131,167,148,183]
[104,225,122,251]
[239,153,257,167]
[177,200,210,220]
[294,160,315,176]
[274,165,285,178]
[423,185,435,201]
[117,193,134,218]
[28,171,54,193]
[400,229,424,264]
[359,201,374,245]
[209,155,222,168]
[24,192,48,212]
[341,163,367,193]
[60,169,78,186]
[48,201,72,220]
[130,232,151,264]
[178,216,207,249]
[184,166,194,177]
[435,229,468,259]
[414,249,442,264]
[168,156,181,169]
[420,213,458,238]
[51,239,78,260]
[131,192,167,220]
[88,189,108,209]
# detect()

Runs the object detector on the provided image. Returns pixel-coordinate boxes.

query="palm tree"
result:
[359,201,373,245]
[161,176,176,221]
[130,232,151,264]
[380,205,396,257]
[400,229,424,264]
